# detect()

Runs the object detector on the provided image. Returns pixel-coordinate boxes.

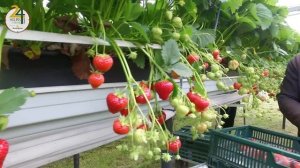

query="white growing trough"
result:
[0,26,244,167]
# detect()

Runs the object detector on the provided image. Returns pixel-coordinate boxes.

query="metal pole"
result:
[73,154,80,168]
[282,116,286,130]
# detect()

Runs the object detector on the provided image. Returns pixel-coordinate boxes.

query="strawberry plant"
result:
[0,0,299,163]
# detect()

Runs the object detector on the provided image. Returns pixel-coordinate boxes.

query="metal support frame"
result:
[73,154,80,168]
[282,116,286,130]
[227,103,246,125]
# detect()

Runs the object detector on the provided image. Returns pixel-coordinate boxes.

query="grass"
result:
[43,99,298,168]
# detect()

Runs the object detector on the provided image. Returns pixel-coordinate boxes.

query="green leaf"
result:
[184,0,197,18]
[129,22,150,43]
[237,16,257,29]
[191,29,216,48]
[0,87,30,115]
[0,7,9,14]
[161,39,181,65]
[248,3,259,20]
[256,3,273,30]
[124,3,144,21]
[270,23,279,38]
[132,54,145,69]
[264,0,278,6]
[222,0,243,13]
[170,63,193,78]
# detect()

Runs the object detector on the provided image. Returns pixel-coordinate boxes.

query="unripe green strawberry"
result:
[165,10,173,20]
[211,64,219,72]
[253,75,260,80]
[216,81,225,90]
[134,129,147,144]
[152,27,163,36]
[170,97,181,107]
[162,153,172,162]
[215,71,223,79]
[201,74,207,81]
[172,17,183,28]
[241,54,247,60]
[30,90,36,97]
[205,121,213,128]
[242,96,250,103]
[181,34,190,42]
[0,116,8,131]
[223,113,229,119]
[129,51,137,59]
[146,151,153,159]
[228,60,239,70]
[207,72,215,80]
[172,32,181,41]
[197,123,208,134]
[176,105,190,118]
[238,87,249,95]
[87,49,95,56]
[246,67,255,74]
[178,0,185,6]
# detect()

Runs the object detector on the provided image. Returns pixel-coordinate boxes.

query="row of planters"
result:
[0,0,299,164]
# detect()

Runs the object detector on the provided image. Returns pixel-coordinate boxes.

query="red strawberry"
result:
[120,108,129,116]
[168,138,181,153]
[187,91,197,102]
[194,98,210,112]
[135,86,152,104]
[137,124,148,130]
[113,119,130,135]
[212,49,220,59]
[0,139,9,168]
[106,93,128,113]
[233,82,242,90]
[187,53,200,64]
[154,80,174,100]
[262,69,269,77]
[187,92,210,112]
[149,111,166,125]
[88,73,105,89]
[202,62,209,69]
[93,54,113,72]
[157,112,166,125]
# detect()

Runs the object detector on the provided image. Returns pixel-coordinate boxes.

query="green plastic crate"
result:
[174,126,211,163]
[208,125,300,168]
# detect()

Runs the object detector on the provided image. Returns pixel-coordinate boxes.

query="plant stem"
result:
[0,27,8,69]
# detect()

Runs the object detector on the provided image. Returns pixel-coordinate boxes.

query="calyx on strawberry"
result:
[93,54,113,72]
[167,137,181,153]
[154,80,174,100]
[106,92,128,113]
[88,73,105,89]
[187,92,210,112]
[187,53,200,64]
[113,119,130,135]
[0,139,9,168]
